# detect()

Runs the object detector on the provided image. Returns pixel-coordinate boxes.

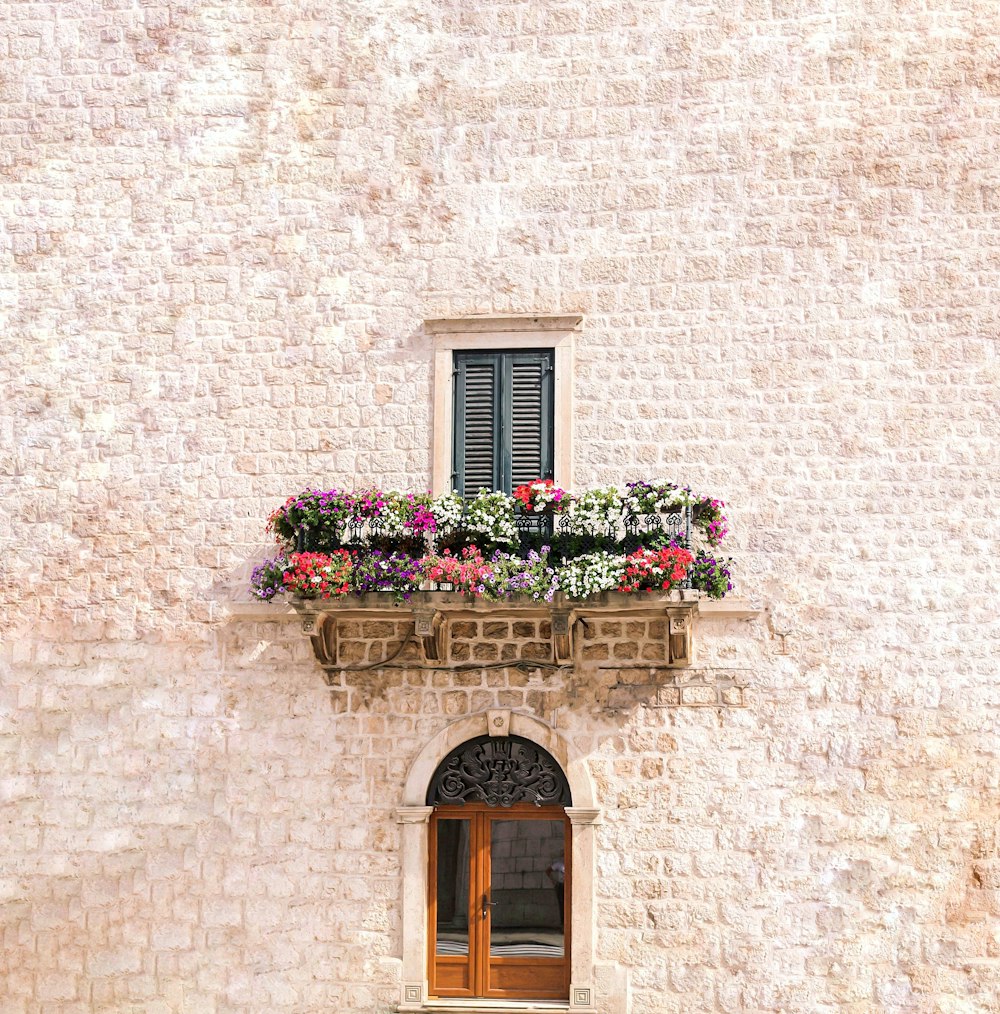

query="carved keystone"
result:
[487,709,511,737]
[413,607,446,662]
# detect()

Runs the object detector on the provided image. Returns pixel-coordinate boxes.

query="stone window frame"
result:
[396,712,601,1013]
[426,315,582,496]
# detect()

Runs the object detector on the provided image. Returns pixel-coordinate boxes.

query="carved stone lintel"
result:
[550,607,575,662]
[428,735,571,806]
[413,607,446,662]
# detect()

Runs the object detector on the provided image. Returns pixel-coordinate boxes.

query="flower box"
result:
[252,480,734,606]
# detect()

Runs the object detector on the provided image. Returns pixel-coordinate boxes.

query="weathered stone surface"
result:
[2,0,999,1011]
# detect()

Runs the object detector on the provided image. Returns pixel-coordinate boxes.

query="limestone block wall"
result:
[2,0,999,1012]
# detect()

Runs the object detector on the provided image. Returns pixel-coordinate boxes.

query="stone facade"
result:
[2,1,999,1012]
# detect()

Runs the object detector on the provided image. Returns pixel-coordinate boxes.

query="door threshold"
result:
[421,1001,569,1013]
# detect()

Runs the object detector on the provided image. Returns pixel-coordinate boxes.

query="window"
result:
[453,349,554,496]
[427,315,580,496]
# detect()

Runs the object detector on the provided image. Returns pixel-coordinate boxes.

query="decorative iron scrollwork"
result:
[427,735,571,807]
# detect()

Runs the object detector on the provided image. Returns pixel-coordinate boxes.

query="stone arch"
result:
[401,711,595,809]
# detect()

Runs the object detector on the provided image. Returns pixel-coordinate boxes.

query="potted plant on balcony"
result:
[288,551,353,598]
[249,552,292,601]
[267,488,357,552]
[688,551,734,599]
[367,491,436,556]
[491,548,559,603]
[617,545,695,594]
[421,546,494,595]
[350,549,425,602]
[462,489,518,549]
[556,551,627,600]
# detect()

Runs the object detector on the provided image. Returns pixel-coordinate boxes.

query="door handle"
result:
[481,893,498,919]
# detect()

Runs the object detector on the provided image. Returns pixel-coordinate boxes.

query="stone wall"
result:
[2,0,999,1012]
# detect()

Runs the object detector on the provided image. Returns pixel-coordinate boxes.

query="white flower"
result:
[557,551,626,598]
[466,490,517,544]
[559,487,623,536]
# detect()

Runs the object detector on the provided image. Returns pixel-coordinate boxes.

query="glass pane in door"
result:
[435,819,470,955]
[489,819,564,957]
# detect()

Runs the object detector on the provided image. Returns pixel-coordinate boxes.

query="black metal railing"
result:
[295,505,694,571]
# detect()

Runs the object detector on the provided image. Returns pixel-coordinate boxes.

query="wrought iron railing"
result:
[293,505,695,571]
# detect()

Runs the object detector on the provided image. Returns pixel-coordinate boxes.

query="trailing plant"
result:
[694,498,728,547]
[688,551,734,599]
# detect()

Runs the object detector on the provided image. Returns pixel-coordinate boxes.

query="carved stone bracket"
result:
[302,613,337,667]
[665,606,693,667]
[550,607,576,662]
[290,593,704,677]
[412,607,446,662]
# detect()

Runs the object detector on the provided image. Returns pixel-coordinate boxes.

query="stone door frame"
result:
[397,712,601,1012]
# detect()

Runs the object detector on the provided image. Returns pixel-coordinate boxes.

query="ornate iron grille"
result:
[426,735,572,807]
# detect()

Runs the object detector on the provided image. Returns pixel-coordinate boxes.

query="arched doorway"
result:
[426,735,572,1001]
[396,712,600,1013]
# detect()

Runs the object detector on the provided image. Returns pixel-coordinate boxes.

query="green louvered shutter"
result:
[454,355,501,497]
[453,350,553,496]
[507,351,553,491]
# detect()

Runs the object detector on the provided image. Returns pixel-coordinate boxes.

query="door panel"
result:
[488,817,565,957]
[430,815,475,996]
[430,805,569,1001]
[489,960,567,995]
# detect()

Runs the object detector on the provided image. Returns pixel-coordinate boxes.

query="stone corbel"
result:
[300,612,338,668]
[413,607,446,662]
[665,605,695,667]
[550,607,576,663]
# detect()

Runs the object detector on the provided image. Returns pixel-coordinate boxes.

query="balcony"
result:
[244,483,756,702]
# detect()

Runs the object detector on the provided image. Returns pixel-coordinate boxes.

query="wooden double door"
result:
[429,803,570,1000]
